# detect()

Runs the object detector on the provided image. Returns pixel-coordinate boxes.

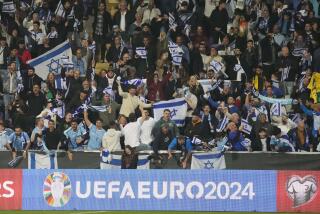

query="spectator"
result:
[102,121,122,152]
[83,109,106,150]
[152,109,179,138]
[121,145,138,169]
[63,119,87,150]
[168,135,193,169]
[8,126,31,159]
[117,79,152,117]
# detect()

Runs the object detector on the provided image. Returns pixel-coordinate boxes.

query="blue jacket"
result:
[168,137,193,152]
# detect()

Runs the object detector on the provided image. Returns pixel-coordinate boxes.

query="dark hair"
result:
[163,109,170,113]
[128,113,136,122]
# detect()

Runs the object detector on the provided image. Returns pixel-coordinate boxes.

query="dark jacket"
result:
[121,154,138,169]
[251,137,271,151]
[93,11,113,36]
[113,10,134,31]
[210,7,229,33]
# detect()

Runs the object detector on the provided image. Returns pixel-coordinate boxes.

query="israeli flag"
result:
[27,41,72,80]
[198,79,213,93]
[209,60,223,72]
[168,41,184,65]
[270,103,282,116]
[191,137,202,145]
[55,0,65,18]
[2,1,16,13]
[61,54,73,68]
[292,48,307,57]
[8,156,23,168]
[122,79,146,87]
[216,116,229,132]
[100,153,150,169]
[241,119,252,134]
[153,98,187,126]
[28,152,58,169]
[191,152,226,169]
[52,105,65,119]
[184,24,191,38]
[135,47,147,59]
[55,75,67,90]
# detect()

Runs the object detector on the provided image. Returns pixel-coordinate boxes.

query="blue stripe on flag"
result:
[31,152,35,169]
[193,153,223,160]
[110,158,149,166]
[153,100,186,109]
[29,42,71,67]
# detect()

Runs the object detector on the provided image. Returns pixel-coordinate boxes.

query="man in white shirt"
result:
[122,112,148,151]
[138,109,155,147]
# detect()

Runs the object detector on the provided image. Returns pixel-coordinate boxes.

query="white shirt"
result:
[9,73,14,93]
[122,121,141,148]
[138,117,155,145]
[102,128,122,151]
[120,12,127,31]
[260,138,267,152]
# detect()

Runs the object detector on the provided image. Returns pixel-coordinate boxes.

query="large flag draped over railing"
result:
[27,41,72,80]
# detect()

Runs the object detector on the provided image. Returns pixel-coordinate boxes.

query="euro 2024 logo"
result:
[286,175,318,208]
[43,172,72,207]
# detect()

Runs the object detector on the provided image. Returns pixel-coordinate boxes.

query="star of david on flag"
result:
[191,152,226,169]
[27,41,72,80]
[47,59,61,74]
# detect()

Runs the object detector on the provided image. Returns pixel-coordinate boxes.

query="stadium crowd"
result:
[0,0,320,168]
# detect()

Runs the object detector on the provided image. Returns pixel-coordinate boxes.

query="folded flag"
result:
[100,154,150,169]
[2,1,16,13]
[28,152,58,169]
[27,41,72,80]
[153,98,187,127]
[135,47,147,59]
[191,152,226,169]
[241,119,252,134]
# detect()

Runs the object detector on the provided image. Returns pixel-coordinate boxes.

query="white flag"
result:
[28,152,58,169]
[27,41,72,80]
[100,154,150,169]
[191,152,226,169]
[153,98,187,126]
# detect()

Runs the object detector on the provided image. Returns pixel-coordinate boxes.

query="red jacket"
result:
[18,49,32,66]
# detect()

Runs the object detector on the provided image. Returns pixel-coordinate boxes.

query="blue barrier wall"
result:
[22,169,277,212]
